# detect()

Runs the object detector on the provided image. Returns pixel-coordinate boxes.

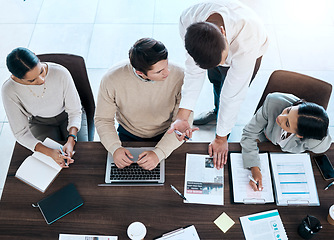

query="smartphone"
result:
[314,154,334,180]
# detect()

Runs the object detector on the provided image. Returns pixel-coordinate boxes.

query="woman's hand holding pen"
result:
[34,142,73,168]
[50,148,73,168]
[63,138,75,158]
[250,167,263,191]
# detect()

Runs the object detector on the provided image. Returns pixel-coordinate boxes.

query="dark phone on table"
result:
[314,154,334,180]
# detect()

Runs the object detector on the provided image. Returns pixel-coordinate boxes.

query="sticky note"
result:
[214,212,235,233]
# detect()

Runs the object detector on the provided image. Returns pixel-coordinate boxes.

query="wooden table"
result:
[0,142,333,239]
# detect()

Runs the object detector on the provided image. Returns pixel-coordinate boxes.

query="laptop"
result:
[103,147,165,186]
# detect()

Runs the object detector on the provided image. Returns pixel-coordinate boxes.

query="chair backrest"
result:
[37,53,95,141]
[255,70,332,113]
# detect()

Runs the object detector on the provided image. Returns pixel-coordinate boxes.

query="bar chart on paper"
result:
[270,153,319,206]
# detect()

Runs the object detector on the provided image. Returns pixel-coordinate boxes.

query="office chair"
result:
[37,53,96,141]
[255,70,332,113]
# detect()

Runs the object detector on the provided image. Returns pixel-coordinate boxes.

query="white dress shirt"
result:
[179,0,269,136]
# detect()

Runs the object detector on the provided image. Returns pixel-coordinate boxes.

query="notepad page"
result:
[32,151,61,171]
[16,155,60,192]
[270,153,319,206]
[230,153,274,203]
[40,138,63,170]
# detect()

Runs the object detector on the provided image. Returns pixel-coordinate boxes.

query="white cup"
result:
[127,222,147,240]
[327,204,334,225]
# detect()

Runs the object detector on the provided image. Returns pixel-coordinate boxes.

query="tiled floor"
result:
[0,0,334,199]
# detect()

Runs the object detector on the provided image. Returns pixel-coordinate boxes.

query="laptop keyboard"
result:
[110,163,161,181]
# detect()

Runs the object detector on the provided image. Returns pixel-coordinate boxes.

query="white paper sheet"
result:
[155,225,200,240]
[270,153,319,206]
[240,209,288,240]
[230,153,274,204]
[59,234,117,240]
[184,154,224,205]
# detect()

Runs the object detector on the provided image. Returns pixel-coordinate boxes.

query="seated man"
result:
[95,38,190,170]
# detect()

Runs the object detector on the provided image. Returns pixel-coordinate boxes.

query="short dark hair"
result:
[6,47,39,79]
[129,38,168,75]
[296,102,329,140]
[185,22,226,69]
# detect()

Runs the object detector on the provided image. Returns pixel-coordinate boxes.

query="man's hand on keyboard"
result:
[137,151,159,171]
[113,147,134,168]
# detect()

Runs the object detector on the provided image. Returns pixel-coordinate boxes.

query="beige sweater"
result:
[2,62,82,151]
[95,61,188,161]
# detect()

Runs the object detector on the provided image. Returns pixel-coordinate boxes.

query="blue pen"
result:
[59,146,68,166]
[324,180,334,190]
[170,184,188,202]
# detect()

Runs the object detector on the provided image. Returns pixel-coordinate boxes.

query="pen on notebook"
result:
[174,130,191,140]
[59,146,68,166]
[170,184,188,201]
[324,180,334,190]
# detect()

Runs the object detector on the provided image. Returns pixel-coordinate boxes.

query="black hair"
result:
[185,22,226,69]
[6,47,39,79]
[296,102,329,140]
[129,38,168,75]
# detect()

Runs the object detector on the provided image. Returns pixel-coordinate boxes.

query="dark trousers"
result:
[117,124,164,142]
[29,110,88,142]
[208,56,263,114]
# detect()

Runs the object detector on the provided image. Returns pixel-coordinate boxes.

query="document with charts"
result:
[240,209,288,240]
[230,153,274,204]
[183,154,224,205]
[270,153,319,206]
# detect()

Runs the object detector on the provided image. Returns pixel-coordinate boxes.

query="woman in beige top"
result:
[2,47,83,167]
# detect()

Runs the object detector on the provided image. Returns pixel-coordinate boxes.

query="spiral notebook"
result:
[32,183,84,224]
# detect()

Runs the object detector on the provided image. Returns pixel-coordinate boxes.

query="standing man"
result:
[95,38,189,170]
[168,0,269,169]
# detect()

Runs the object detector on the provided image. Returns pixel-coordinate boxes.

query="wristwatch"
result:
[67,134,77,142]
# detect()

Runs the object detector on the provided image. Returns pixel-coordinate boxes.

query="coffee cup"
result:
[127,221,147,240]
[327,205,334,225]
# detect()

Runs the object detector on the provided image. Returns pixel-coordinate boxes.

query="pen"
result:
[248,175,258,186]
[307,215,311,227]
[170,184,188,201]
[174,130,191,141]
[324,180,334,190]
[304,224,313,234]
[59,146,68,166]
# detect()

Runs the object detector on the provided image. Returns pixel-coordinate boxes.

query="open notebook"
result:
[15,138,63,193]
